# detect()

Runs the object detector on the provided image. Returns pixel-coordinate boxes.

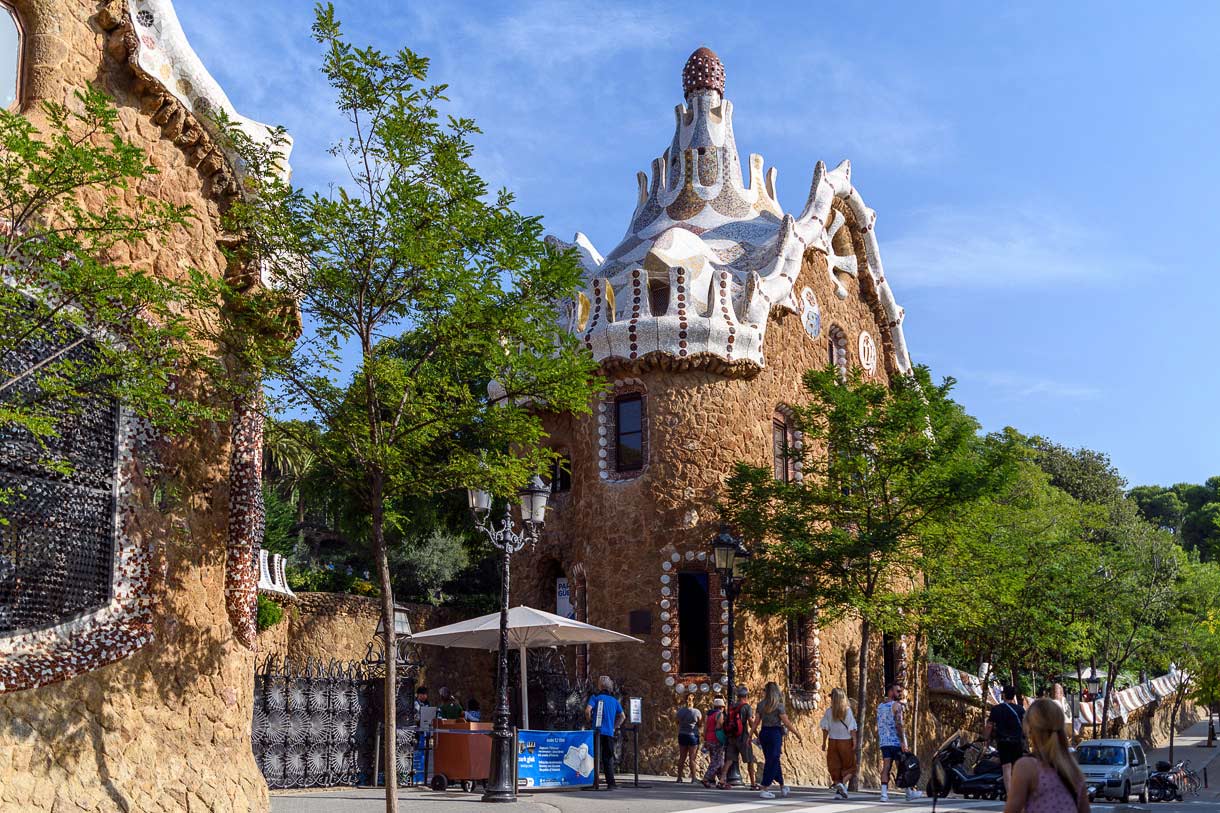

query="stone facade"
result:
[0,2,286,811]
[513,48,921,784]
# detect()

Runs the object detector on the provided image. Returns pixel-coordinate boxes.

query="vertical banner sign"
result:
[556,577,574,619]
[516,730,596,788]
[629,697,642,724]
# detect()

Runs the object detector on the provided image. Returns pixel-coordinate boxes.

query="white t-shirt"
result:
[819,706,857,740]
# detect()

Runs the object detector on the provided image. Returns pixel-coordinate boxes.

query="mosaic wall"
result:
[226,394,265,650]
[0,321,118,633]
[552,48,912,375]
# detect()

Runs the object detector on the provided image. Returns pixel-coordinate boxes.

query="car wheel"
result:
[430,774,448,792]
[1120,781,1130,804]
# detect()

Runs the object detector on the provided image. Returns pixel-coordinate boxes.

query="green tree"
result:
[1091,522,1185,732]
[225,7,600,809]
[923,459,1100,700]
[1146,560,1220,760]
[723,365,1018,782]
[0,85,224,462]
[1130,479,1220,561]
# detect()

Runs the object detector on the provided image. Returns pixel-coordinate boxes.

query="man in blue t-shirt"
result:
[585,675,625,790]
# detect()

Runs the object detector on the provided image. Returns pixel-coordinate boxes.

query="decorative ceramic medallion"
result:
[799,287,821,340]
[858,331,877,375]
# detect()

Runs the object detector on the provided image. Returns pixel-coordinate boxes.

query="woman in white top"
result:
[819,688,858,798]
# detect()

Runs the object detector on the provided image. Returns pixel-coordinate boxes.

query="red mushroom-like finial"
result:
[682,47,725,96]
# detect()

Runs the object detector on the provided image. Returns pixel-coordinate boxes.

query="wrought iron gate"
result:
[251,656,416,789]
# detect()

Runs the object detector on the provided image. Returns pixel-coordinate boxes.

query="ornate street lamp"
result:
[711,523,750,786]
[364,605,415,667]
[1084,670,1102,738]
[468,475,549,803]
[711,523,750,696]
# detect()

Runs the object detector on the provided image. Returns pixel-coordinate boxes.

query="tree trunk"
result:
[1100,663,1118,739]
[851,618,871,792]
[1169,686,1184,764]
[911,630,923,759]
[372,488,398,813]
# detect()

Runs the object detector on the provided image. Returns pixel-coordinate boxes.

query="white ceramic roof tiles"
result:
[126,0,292,179]
[557,48,913,375]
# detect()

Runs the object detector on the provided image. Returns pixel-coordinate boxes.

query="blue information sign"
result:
[516,729,596,789]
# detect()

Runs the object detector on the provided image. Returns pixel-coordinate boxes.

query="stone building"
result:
[0,2,287,811]
[514,48,918,782]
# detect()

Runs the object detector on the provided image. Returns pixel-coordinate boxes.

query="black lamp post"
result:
[468,475,549,803]
[711,523,750,784]
[1084,671,1102,738]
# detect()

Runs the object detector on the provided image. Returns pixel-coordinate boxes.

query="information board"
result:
[516,729,596,789]
[628,697,642,724]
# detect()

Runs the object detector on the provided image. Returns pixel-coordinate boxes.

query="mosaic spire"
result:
[552,49,912,374]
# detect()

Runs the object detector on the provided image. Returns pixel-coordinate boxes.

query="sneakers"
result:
[834,782,849,799]
[759,790,776,799]
[780,785,790,798]
[905,788,923,802]
[880,785,889,802]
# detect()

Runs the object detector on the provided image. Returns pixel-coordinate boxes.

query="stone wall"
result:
[0,3,270,811]
[253,594,496,714]
[515,223,926,783]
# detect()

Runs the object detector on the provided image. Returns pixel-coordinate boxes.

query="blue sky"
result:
[176,1,1220,488]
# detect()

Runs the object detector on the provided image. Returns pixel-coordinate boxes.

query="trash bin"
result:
[430,719,492,792]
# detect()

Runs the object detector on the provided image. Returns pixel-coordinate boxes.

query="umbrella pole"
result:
[519,645,530,730]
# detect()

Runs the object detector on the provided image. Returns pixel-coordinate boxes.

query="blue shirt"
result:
[587,694,622,737]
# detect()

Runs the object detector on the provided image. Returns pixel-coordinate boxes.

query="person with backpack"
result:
[877,682,922,802]
[985,685,1027,794]
[719,685,759,790]
[701,697,727,788]
[675,692,702,783]
[756,681,802,799]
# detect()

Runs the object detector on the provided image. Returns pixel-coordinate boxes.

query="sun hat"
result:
[712,698,726,707]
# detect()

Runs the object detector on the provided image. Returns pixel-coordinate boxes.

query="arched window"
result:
[677,571,711,674]
[772,417,790,482]
[614,394,643,472]
[599,380,648,480]
[648,279,670,317]
[0,4,22,110]
[550,450,572,493]
[787,614,817,690]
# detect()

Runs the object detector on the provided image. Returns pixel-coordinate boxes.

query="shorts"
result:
[725,736,757,764]
[678,732,698,748]
[997,740,1023,765]
[881,745,903,761]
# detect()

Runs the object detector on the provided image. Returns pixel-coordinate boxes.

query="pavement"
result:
[272,720,1220,813]
[271,777,1220,813]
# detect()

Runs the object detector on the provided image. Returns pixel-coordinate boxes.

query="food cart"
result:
[429,718,492,792]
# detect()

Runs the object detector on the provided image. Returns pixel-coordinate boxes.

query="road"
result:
[271,781,1217,813]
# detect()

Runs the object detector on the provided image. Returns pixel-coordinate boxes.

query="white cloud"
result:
[953,369,1101,401]
[744,54,950,169]
[881,206,1125,289]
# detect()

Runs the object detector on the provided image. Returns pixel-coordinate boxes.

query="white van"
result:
[1075,739,1150,803]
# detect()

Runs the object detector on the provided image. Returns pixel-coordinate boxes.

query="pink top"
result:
[1025,759,1081,813]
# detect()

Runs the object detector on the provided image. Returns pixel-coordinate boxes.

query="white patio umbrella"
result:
[409,605,641,729]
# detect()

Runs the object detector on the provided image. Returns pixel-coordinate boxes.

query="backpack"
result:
[895,750,921,789]
[725,702,746,739]
[704,709,725,744]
